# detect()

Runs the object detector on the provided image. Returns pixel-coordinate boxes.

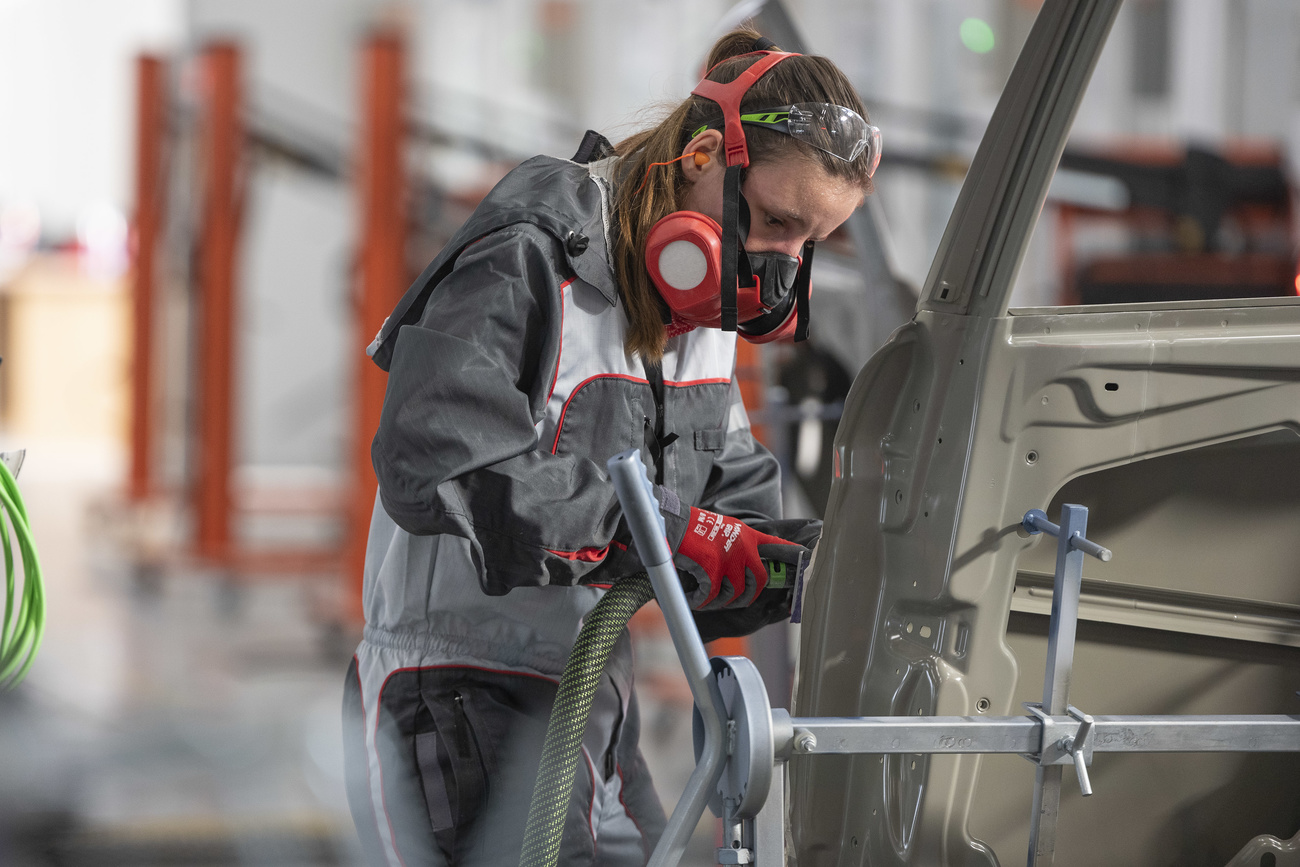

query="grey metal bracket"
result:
[1023,703,1095,769]
[1024,703,1095,797]
[1022,508,1113,562]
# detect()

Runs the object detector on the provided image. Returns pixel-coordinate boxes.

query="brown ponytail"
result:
[611,26,875,361]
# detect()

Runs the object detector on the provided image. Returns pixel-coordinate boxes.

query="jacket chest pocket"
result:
[694,428,726,451]
[550,378,649,462]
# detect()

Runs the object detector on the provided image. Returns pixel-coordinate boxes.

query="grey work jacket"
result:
[358,145,818,681]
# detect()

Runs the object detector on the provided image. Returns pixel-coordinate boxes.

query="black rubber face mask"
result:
[747,250,800,309]
[734,191,814,342]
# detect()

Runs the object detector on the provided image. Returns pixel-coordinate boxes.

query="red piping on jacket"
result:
[545,278,575,406]
[544,544,610,563]
[663,376,731,387]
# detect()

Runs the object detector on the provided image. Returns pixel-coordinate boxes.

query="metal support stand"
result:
[1021,506,1110,864]
[605,452,1300,867]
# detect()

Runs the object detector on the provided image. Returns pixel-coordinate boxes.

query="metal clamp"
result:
[1025,703,1095,798]
[1022,508,1112,562]
[1061,707,1094,797]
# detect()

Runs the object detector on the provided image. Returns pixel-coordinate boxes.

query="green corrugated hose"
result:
[0,459,43,690]
[519,574,656,867]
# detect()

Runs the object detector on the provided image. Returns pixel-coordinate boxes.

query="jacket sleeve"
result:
[371,225,670,594]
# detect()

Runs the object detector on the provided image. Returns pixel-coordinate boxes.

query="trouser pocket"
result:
[409,666,611,864]
[415,689,490,853]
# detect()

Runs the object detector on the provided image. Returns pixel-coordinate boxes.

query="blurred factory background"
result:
[0,0,1297,864]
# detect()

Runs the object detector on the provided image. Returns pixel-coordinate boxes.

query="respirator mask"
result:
[644,52,882,342]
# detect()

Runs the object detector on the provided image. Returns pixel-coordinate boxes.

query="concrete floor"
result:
[0,440,719,866]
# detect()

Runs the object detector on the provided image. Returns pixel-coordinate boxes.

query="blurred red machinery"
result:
[1055,141,1299,305]
[127,33,410,620]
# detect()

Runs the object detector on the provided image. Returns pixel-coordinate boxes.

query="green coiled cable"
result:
[519,574,656,867]
[0,458,43,689]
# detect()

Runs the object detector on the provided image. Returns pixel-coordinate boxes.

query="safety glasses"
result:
[693,103,881,177]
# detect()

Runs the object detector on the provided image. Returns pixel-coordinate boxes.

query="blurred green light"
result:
[960,18,995,54]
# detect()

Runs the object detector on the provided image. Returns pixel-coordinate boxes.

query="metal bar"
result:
[787,716,1039,754]
[1029,764,1063,865]
[1042,504,1088,716]
[1067,534,1111,562]
[781,715,1300,755]
[1029,503,1089,865]
[194,42,242,562]
[754,761,785,867]
[129,54,167,503]
[1086,715,1300,751]
[607,451,728,867]
[346,31,407,623]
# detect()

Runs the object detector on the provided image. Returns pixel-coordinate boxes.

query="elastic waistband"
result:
[361,624,571,676]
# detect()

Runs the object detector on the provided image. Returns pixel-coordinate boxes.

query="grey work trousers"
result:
[343,659,667,866]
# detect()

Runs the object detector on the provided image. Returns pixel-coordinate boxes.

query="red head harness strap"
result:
[686,50,800,333]
[691,51,798,168]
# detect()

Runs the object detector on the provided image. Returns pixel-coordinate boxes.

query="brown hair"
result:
[612,26,875,361]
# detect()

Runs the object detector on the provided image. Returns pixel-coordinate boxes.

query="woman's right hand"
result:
[674,507,810,609]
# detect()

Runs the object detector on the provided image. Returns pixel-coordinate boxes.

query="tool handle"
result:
[607,450,728,867]
[607,450,672,569]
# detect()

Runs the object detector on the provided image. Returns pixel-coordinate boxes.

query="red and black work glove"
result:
[673,507,810,610]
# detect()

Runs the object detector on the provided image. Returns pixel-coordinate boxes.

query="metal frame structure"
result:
[140,34,409,596]
[607,450,1300,867]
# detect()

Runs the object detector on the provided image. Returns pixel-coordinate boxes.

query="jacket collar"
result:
[369,148,621,370]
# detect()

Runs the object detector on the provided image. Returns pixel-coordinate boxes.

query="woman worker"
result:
[343,26,881,867]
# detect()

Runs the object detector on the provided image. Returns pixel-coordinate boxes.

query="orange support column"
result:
[346,32,407,621]
[129,55,168,502]
[194,43,242,562]
[734,339,767,446]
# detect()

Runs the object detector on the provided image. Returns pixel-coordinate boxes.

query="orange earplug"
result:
[693,151,710,167]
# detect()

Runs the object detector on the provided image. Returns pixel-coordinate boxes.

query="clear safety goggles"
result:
[698,103,882,175]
